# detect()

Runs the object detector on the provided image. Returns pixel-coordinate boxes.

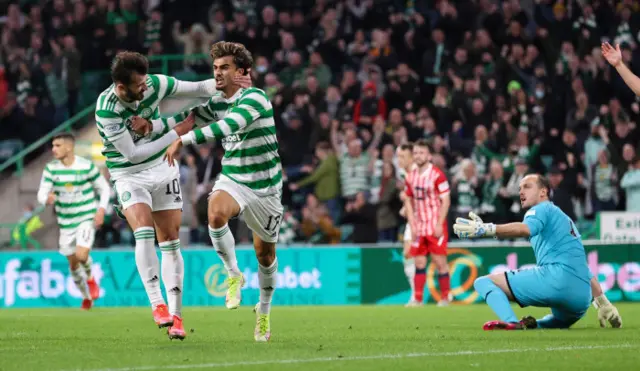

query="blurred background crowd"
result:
[2,0,640,248]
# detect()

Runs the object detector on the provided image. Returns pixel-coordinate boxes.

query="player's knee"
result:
[208,210,229,229]
[75,249,89,263]
[473,276,492,296]
[255,243,276,267]
[67,257,79,270]
[414,256,427,268]
[159,230,180,242]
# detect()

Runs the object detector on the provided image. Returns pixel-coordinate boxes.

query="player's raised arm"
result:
[36,165,54,206]
[452,210,534,239]
[97,109,193,163]
[163,74,252,98]
[602,42,640,96]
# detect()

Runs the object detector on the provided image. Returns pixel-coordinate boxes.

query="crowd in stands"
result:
[2,0,640,248]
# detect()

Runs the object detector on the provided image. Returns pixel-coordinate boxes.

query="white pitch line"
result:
[64,344,637,371]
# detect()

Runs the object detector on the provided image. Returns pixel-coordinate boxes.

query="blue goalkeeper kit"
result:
[505,201,593,327]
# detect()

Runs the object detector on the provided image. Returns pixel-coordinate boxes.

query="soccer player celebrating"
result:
[396,143,416,305]
[160,41,282,342]
[37,133,111,310]
[94,51,251,340]
[403,139,452,306]
[453,174,622,329]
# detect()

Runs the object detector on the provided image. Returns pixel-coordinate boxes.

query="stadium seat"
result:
[0,139,24,163]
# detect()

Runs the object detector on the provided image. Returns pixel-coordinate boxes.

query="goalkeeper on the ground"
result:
[453,174,621,330]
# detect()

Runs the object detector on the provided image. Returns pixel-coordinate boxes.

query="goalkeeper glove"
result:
[453,212,496,239]
[593,295,622,328]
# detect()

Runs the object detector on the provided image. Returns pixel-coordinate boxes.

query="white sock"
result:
[403,258,415,297]
[71,266,90,300]
[258,258,278,314]
[159,239,184,317]
[81,256,93,279]
[133,227,165,308]
[208,224,241,277]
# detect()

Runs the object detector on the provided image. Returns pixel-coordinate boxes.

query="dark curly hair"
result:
[210,41,253,75]
[110,51,148,85]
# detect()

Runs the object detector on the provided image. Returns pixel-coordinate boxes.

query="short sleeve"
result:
[523,204,546,237]
[435,169,450,196]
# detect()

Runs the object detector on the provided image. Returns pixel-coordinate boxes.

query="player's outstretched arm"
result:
[164,91,269,165]
[147,97,221,136]
[146,74,253,136]
[180,91,267,146]
[494,223,531,238]
[98,110,193,164]
[164,74,252,98]
[453,212,531,239]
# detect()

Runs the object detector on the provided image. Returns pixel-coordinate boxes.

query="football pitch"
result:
[1,304,638,371]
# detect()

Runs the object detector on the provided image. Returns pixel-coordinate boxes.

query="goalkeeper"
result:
[454,174,622,330]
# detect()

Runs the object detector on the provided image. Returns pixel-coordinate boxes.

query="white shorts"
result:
[59,221,95,256]
[113,162,183,212]
[403,224,412,243]
[212,175,284,243]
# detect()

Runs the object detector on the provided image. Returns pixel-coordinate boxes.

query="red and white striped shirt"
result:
[405,163,450,237]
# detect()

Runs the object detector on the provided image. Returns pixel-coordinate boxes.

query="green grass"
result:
[0,304,638,371]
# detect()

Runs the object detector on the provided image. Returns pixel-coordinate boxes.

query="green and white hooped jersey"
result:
[39,156,104,229]
[95,74,179,176]
[179,87,282,196]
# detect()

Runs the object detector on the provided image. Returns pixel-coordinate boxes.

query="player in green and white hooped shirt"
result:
[160,42,282,342]
[96,51,252,340]
[396,143,417,306]
[37,133,111,310]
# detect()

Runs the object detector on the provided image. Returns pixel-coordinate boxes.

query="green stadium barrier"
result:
[0,243,637,308]
[0,53,212,177]
[360,243,640,305]
[0,104,96,176]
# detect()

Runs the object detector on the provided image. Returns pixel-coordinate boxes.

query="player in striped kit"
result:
[403,139,452,307]
[161,42,282,342]
[396,143,416,306]
[94,51,251,340]
[37,133,111,310]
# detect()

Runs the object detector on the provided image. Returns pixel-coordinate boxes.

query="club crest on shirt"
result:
[140,107,153,118]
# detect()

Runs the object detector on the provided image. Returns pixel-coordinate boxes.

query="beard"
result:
[124,88,144,102]
[414,158,427,167]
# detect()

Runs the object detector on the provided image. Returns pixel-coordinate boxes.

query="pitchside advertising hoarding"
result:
[0,244,638,308]
[599,212,640,243]
[0,247,362,308]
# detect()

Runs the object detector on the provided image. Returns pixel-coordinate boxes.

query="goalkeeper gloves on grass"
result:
[593,295,622,328]
[453,212,496,239]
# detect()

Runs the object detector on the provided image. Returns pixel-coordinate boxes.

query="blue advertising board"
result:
[0,247,361,308]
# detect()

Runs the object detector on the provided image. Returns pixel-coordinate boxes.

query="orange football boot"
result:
[153,304,174,328]
[167,315,186,340]
[86,277,100,300]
